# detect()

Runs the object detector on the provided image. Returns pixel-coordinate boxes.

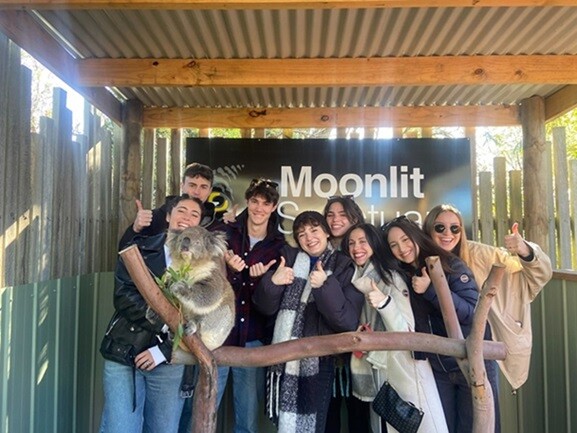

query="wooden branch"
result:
[172,331,507,367]
[426,256,464,340]
[119,245,217,433]
[468,264,505,433]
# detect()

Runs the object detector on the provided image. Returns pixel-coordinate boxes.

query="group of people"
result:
[99,162,552,433]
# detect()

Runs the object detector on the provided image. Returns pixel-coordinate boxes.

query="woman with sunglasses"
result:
[423,205,552,392]
[381,215,493,433]
[342,223,449,433]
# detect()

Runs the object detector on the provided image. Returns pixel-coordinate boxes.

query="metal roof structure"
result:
[1,1,577,127]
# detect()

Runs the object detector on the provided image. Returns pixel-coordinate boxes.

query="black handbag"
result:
[99,313,156,366]
[372,381,424,433]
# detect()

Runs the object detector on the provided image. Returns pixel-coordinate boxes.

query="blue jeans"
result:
[216,340,265,433]
[433,360,500,433]
[99,360,185,433]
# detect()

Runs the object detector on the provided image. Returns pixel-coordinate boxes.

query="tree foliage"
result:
[546,108,577,159]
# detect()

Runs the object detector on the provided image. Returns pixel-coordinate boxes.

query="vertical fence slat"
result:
[155,137,167,205]
[141,128,154,208]
[545,141,557,265]
[570,160,577,269]
[478,171,493,244]
[170,128,181,195]
[494,156,508,246]
[509,170,523,230]
[553,127,572,269]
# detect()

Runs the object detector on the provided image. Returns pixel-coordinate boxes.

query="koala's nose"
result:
[181,236,191,252]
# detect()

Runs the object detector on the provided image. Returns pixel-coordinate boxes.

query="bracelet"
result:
[377,296,391,310]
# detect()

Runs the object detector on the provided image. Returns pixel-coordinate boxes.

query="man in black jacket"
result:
[119,162,219,249]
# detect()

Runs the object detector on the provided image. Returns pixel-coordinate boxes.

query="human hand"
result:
[310,260,328,288]
[271,257,294,285]
[223,204,239,224]
[366,280,387,309]
[249,259,277,278]
[135,349,157,371]
[412,267,430,294]
[132,199,153,233]
[504,222,531,257]
[225,250,246,272]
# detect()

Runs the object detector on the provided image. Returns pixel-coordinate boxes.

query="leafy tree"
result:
[546,108,577,159]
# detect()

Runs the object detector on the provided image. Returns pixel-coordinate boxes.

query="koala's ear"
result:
[208,231,228,257]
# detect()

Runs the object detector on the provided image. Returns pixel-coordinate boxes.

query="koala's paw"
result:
[183,321,198,336]
[145,306,160,324]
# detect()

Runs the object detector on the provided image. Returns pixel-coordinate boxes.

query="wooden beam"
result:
[143,105,519,128]
[545,85,577,121]
[1,0,577,10]
[0,10,122,123]
[77,56,577,88]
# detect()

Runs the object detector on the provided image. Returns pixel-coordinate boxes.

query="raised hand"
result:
[310,260,328,289]
[271,256,294,286]
[223,204,239,224]
[132,199,153,233]
[504,222,531,257]
[224,249,246,272]
[249,259,277,278]
[411,266,431,294]
[366,280,387,309]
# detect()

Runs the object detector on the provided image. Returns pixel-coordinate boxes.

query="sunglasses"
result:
[328,194,355,201]
[380,214,409,231]
[433,223,462,235]
[249,178,279,189]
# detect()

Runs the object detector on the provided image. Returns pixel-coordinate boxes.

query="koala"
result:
[153,225,235,352]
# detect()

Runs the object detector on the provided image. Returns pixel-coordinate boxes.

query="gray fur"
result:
[165,226,235,351]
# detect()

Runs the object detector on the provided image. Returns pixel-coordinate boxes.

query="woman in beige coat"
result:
[423,204,552,390]
[343,223,449,433]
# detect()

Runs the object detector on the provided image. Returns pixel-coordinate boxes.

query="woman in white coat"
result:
[342,223,448,433]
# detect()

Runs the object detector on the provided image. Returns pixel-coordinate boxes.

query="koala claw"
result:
[183,321,198,336]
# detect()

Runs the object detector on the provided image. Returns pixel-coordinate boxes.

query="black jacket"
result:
[108,233,173,360]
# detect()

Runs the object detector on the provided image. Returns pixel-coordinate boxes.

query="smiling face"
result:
[430,210,462,253]
[326,201,353,239]
[166,199,203,231]
[387,226,419,267]
[295,223,330,257]
[247,194,277,227]
[347,227,373,267]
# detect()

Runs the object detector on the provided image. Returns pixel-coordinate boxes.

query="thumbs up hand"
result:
[411,267,431,294]
[250,259,277,278]
[504,222,531,257]
[271,256,294,286]
[132,199,153,233]
[310,260,328,289]
[366,280,387,309]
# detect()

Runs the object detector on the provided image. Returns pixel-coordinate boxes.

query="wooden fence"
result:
[0,34,120,288]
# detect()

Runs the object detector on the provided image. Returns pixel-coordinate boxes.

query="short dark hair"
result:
[245,178,280,204]
[182,163,214,185]
[292,211,331,245]
[166,194,205,218]
[323,196,365,226]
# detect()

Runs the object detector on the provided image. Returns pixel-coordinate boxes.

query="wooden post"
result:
[118,99,143,240]
[520,96,549,250]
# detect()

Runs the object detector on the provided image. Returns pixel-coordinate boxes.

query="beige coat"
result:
[466,241,552,390]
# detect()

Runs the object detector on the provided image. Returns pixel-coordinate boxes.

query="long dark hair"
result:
[342,223,396,285]
[381,216,454,275]
[323,196,365,227]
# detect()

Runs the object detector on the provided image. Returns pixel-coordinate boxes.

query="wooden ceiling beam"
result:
[0,10,122,123]
[545,85,577,121]
[1,0,576,10]
[77,56,577,87]
[143,105,520,129]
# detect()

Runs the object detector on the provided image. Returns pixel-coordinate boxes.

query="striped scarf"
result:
[267,246,337,433]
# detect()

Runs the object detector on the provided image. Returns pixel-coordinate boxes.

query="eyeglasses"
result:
[433,223,462,235]
[249,178,278,189]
